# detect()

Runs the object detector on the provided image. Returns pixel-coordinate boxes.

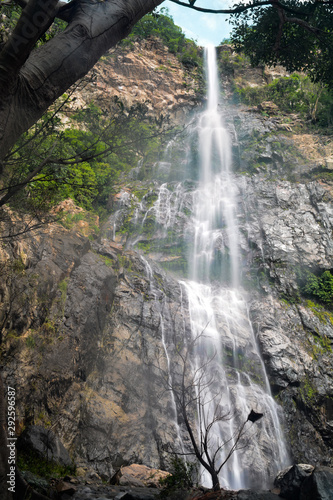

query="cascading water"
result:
[120,45,290,490]
[177,46,290,489]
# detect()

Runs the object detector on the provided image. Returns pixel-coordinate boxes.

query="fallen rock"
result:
[274,464,314,499]
[114,464,170,489]
[300,466,333,500]
[56,480,77,496]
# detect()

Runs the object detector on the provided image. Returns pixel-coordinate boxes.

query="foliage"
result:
[236,73,333,128]
[229,1,333,88]
[122,9,202,69]
[301,269,333,305]
[159,456,196,497]
[2,97,173,220]
[17,448,75,480]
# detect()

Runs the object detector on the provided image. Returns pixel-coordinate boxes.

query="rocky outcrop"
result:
[3,106,333,478]
[67,37,202,122]
[18,425,72,467]
[0,218,188,479]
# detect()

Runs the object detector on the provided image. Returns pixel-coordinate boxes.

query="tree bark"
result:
[0,0,164,160]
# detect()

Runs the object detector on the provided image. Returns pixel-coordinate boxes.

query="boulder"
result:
[274,464,314,499]
[300,466,333,500]
[114,492,158,500]
[113,464,170,489]
[17,425,72,466]
[56,480,77,496]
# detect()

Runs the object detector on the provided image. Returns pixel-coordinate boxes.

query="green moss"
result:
[58,278,68,302]
[99,255,115,267]
[305,299,333,325]
[25,334,36,348]
[118,254,133,272]
[299,376,317,405]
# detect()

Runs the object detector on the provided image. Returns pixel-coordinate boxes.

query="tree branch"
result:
[169,0,272,14]
[0,143,57,207]
[271,0,323,53]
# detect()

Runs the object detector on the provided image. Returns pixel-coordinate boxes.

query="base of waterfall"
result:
[20,463,333,500]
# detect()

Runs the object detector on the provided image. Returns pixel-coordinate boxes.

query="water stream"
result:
[113,45,290,490]
[176,46,290,489]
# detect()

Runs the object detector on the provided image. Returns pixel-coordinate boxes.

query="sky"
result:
[157,0,233,47]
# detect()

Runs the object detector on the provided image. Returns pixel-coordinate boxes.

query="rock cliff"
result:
[1,40,333,487]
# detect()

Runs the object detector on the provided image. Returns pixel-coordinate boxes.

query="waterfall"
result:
[127,45,290,490]
[178,46,290,490]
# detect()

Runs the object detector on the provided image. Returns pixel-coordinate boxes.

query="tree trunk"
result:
[0,0,164,160]
[211,471,220,492]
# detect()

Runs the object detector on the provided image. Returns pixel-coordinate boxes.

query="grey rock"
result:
[274,464,314,499]
[18,425,72,466]
[300,466,333,500]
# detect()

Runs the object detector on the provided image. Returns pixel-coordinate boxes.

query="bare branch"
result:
[0,143,57,207]
[169,0,272,14]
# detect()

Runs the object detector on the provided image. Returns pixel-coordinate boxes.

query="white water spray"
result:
[127,46,290,490]
[181,46,289,489]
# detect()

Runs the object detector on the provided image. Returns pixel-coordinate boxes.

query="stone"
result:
[18,425,72,466]
[56,481,77,496]
[300,466,333,500]
[274,464,314,499]
[258,101,279,114]
[114,464,170,489]
[114,492,157,500]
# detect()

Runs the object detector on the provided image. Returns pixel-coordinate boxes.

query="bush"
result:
[236,73,333,128]
[159,456,197,497]
[302,269,333,304]
[122,9,202,69]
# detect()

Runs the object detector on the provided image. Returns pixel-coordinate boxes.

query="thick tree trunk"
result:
[0,0,164,160]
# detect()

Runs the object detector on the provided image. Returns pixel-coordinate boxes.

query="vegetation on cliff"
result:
[121,8,202,69]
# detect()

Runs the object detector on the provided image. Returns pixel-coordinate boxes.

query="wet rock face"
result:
[1,223,187,479]
[3,135,333,477]
[234,171,333,465]
[17,425,72,466]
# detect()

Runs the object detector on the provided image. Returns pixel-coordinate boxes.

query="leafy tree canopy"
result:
[229,0,333,87]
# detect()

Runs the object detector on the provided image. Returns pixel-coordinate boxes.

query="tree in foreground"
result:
[160,333,264,491]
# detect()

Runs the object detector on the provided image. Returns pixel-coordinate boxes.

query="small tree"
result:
[160,333,263,491]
